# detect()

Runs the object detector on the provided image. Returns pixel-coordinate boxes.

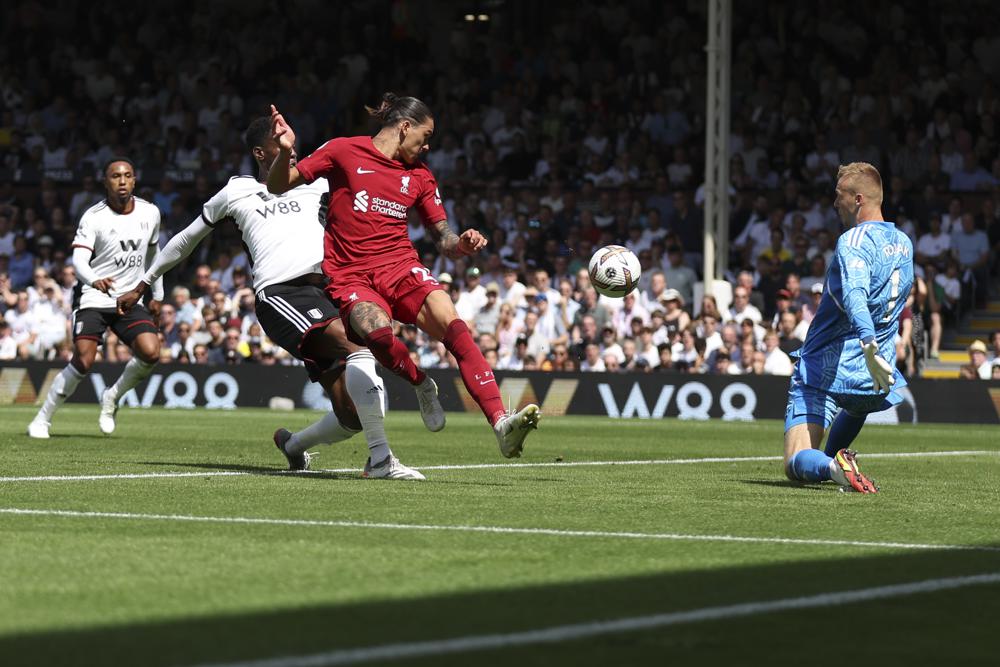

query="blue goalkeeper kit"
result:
[785,220,914,431]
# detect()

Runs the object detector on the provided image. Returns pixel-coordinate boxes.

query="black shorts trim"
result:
[256,283,342,382]
[73,306,159,346]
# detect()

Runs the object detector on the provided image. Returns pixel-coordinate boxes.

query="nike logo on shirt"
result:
[356,167,375,174]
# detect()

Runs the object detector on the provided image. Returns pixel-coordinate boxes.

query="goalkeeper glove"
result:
[863,340,895,393]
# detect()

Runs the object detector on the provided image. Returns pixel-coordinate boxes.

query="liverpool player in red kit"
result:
[267,94,539,457]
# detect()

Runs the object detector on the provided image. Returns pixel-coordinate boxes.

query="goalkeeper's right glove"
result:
[863,340,895,393]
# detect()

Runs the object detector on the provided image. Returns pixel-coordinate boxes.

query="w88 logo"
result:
[256,200,302,219]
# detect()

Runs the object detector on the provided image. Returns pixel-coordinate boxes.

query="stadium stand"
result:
[1,0,998,378]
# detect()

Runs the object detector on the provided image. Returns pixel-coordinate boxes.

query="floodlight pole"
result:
[703,0,731,289]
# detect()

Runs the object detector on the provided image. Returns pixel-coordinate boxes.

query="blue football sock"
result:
[788,449,833,483]
[824,410,866,457]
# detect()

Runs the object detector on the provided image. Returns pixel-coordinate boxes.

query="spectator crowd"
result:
[1,1,999,379]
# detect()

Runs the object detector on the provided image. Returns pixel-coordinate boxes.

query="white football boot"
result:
[494,404,540,458]
[363,455,426,480]
[98,387,119,435]
[414,376,446,432]
[27,419,51,439]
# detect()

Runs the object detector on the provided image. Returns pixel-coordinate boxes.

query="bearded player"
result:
[267,94,539,457]
[29,158,163,438]
[118,117,441,480]
[783,162,914,493]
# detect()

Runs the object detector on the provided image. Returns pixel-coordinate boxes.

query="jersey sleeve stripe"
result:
[71,243,94,252]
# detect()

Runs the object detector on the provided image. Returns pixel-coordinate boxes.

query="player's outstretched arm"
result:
[266,104,305,194]
[428,221,487,260]
[118,215,214,314]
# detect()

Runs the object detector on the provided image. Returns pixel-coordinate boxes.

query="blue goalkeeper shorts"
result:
[784,373,904,432]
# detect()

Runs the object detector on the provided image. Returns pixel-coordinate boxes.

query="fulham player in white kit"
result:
[29,158,164,438]
[118,118,439,479]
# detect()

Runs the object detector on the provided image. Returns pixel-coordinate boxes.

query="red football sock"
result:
[443,319,506,425]
[364,326,426,386]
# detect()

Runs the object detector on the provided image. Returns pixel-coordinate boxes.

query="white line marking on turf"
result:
[184,572,1000,667]
[2,508,998,553]
[0,450,995,483]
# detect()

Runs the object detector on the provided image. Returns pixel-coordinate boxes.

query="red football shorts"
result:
[325,261,444,329]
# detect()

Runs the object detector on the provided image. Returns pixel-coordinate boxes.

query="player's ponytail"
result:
[365,92,432,127]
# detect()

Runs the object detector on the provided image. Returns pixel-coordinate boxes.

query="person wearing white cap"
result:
[963,340,992,379]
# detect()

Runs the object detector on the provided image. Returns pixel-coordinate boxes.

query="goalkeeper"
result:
[782,162,914,494]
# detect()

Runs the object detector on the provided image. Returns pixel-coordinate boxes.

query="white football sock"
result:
[34,364,85,423]
[286,410,358,454]
[343,349,392,463]
[107,357,156,401]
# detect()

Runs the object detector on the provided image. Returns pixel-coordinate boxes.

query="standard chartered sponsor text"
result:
[371,196,408,219]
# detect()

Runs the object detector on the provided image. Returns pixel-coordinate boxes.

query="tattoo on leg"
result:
[350,302,391,338]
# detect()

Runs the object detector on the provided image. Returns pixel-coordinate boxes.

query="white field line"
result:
[0,449,996,483]
[1,507,998,554]
[185,572,1000,667]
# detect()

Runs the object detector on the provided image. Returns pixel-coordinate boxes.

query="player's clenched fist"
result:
[457,229,487,255]
[117,284,146,315]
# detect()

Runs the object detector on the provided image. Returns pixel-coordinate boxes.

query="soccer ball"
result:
[588,245,641,298]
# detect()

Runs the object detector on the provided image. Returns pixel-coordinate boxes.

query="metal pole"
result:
[703,0,732,291]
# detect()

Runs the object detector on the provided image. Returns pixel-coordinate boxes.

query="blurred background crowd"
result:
[1,0,999,378]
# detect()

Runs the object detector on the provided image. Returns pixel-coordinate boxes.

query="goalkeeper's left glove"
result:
[863,340,895,393]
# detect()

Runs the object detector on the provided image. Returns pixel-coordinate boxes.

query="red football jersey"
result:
[295,136,448,274]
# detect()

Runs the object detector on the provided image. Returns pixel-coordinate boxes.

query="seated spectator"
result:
[734,270,766,314]
[960,340,992,379]
[671,327,699,371]
[726,285,763,325]
[641,270,667,313]
[0,317,17,359]
[612,292,649,340]
[657,289,689,332]
[801,282,824,323]
[662,245,697,306]
[949,152,997,191]
[758,227,791,266]
[171,286,197,327]
[777,309,806,354]
[915,213,951,270]
[656,343,673,371]
[599,325,624,364]
[951,213,990,308]
[697,313,724,358]
[762,329,793,375]
[473,283,502,336]
[521,310,551,362]
[934,259,962,321]
[713,350,742,375]
[541,343,573,372]
[580,342,606,372]
[494,302,522,358]
[8,236,34,289]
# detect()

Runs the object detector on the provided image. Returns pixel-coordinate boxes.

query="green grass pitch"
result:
[1,405,998,666]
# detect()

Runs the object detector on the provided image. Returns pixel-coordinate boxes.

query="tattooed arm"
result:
[428,220,488,260]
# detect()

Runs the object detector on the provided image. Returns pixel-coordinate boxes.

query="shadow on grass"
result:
[1,548,998,667]
[738,479,833,491]
[137,460,356,481]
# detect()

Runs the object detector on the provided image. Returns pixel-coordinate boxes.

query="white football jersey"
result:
[72,198,161,310]
[202,176,328,292]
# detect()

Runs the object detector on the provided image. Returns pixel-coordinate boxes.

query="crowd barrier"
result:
[3,361,998,425]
